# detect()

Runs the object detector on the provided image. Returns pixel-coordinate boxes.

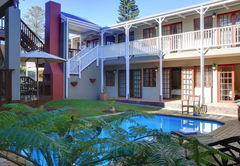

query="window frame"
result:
[194,16,213,31]
[118,31,134,43]
[217,10,240,27]
[143,27,156,39]
[106,70,115,86]
[87,38,99,48]
[105,35,115,45]
[162,22,182,36]
[194,65,213,88]
[143,68,156,87]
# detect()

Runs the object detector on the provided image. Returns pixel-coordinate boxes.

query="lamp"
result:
[155,67,158,72]
[212,12,216,19]
[113,69,117,73]
[155,25,158,29]
[114,33,117,37]
[212,63,216,70]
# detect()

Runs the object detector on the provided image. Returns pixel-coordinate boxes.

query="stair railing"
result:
[20,19,44,51]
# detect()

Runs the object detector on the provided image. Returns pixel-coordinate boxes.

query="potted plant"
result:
[212,63,216,70]
[107,97,116,113]
[71,80,78,86]
[100,86,107,101]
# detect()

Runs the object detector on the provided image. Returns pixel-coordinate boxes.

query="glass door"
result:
[163,68,171,99]
[218,65,234,102]
[132,69,141,98]
[182,67,194,100]
[118,70,126,97]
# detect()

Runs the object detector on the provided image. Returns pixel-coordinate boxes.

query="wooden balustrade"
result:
[0,69,14,106]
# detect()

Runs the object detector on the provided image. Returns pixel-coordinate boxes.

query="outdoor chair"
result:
[181,95,200,114]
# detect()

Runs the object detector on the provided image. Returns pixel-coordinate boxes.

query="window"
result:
[162,22,182,36]
[194,16,213,30]
[218,11,240,27]
[143,28,156,39]
[106,70,115,86]
[143,68,156,87]
[87,38,99,48]
[118,31,134,43]
[106,36,115,45]
[195,66,213,87]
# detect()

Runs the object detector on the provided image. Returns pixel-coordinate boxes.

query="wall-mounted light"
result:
[155,25,158,29]
[113,69,117,73]
[212,12,216,19]
[114,34,117,37]
[155,67,158,72]
[212,63,216,70]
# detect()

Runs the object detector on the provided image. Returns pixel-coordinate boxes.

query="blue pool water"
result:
[116,115,223,134]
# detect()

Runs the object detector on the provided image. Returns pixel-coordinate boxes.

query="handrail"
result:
[20,19,45,51]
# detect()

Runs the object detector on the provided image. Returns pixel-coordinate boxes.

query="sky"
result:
[19,0,210,27]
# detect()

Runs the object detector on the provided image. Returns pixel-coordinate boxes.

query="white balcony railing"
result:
[162,24,240,53]
[99,42,126,58]
[129,37,159,55]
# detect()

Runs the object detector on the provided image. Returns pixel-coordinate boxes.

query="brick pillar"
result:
[43,1,63,100]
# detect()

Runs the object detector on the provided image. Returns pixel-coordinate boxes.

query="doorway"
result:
[218,65,235,102]
[130,69,142,98]
[171,67,181,99]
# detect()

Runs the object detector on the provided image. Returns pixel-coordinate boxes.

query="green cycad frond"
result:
[1,103,36,113]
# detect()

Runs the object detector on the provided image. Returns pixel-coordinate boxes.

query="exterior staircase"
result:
[0,17,44,53]
[68,46,99,78]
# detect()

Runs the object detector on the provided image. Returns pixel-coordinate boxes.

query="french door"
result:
[163,68,171,99]
[118,70,126,97]
[132,69,142,98]
[182,67,194,100]
[218,65,235,102]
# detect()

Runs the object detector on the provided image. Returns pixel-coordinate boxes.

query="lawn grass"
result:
[44,99,160,117]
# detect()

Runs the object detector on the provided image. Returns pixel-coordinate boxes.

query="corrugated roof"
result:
[61,12,98,25]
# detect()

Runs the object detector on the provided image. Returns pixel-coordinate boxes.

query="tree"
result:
[0,104,232,165]
[117,0,139,23]
[22,6,45,40]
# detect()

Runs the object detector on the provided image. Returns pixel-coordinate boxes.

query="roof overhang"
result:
[101,0,240,31]
[61,13,100,36]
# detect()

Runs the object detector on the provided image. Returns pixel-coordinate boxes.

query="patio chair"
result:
[181,95,200,114]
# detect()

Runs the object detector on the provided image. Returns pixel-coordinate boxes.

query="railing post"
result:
[96,45,99,66]
[155,17,164,102]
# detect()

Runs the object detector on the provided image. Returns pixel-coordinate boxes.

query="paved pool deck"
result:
[1,108,239,166]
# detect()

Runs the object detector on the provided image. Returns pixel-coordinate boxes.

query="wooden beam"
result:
[222,4,229,10]
[143,21,152,26]
[164,19,168,23]
[131,25,138,28]
[178,14,186,19]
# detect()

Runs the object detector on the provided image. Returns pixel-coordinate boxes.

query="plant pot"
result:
[100,93,107,101]
[237,103,240,121]
[89,78,96,83]
[108,107,115,113]
[71,82,78,86]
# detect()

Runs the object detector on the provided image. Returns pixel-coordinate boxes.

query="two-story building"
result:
[44,0,240,115]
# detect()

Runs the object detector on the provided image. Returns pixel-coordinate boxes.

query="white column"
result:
[100,30,105,93]
[100,30,105,46]
[156,17,164,102]
[71,38,74,49]
[125,24,131,100]
[79,35,82,50]
[66,18,69,98]
[101,59,105,93]
[200,6,205,105]
[213,66,218,103]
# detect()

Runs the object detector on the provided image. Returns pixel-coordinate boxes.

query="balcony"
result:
[162,24,240,53]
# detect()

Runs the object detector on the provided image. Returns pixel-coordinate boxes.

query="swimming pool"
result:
[118,115,223,134]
